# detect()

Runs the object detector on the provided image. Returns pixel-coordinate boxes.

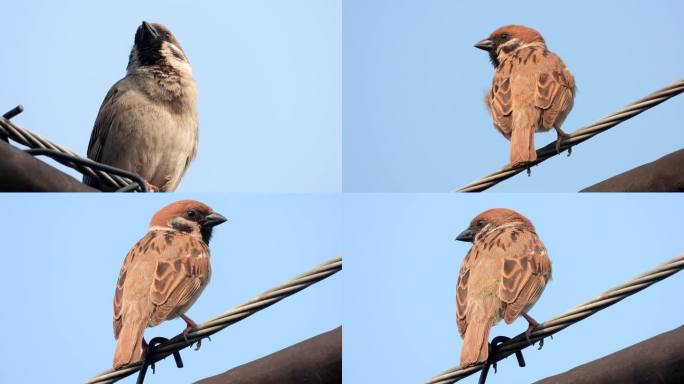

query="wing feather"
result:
[534,54,575,130]
[488,75,513,138]
[497,229,551,323]
[456,247,478,336]
[148,234,210,325]
[84,82,126,188]
[113,231,156,338]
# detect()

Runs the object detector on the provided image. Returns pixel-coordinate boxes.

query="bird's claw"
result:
[182,327,202,350]
[144,181,160,192]
[555,130,571,156]
[180,314,203,350]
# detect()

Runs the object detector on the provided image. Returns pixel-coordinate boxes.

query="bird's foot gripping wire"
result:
[522,312,551,350]
[478,336,526,384]
[554,127,572,157]
[136,337,184,384]
[180,313,210,351]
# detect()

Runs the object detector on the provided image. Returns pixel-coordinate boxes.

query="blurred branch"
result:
[0,140,97,192]
[0,105,142,191]
[534,325,684,384]
[194,327,341,384]
[581,148,684,192]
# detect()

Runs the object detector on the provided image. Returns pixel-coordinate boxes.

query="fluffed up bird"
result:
[85,21,199,192]
[112,200,226,369]
[475,25,575,166]
[455,208,551,367]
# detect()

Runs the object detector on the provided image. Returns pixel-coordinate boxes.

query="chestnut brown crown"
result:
[456,208,534,242]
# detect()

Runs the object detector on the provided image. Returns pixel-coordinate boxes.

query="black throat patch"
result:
[200,226,214,245]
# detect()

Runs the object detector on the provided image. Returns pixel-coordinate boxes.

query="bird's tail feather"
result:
[460,320,492,367]
[113,317,146,369]
[510,107,539,165]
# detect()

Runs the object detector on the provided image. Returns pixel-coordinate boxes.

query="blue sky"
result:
[1,0,341,192]
[343,0,684,191]
[343,194,684,383]
[0,194,341,383]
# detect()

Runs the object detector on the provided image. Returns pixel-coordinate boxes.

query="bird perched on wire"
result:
[84,21,199,192]
[475,25,575,166]
[112,200,226,369]
[455,208,551,367]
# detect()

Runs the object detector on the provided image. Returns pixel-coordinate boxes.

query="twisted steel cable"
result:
[0,110,131,189]
[456,78,684,192]
[425,253,684,384]
[84,256,342,384]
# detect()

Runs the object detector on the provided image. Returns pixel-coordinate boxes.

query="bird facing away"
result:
[84,21,199,192]
[455,208,551,367]
[475,25,575,166]
[112,200,226,369]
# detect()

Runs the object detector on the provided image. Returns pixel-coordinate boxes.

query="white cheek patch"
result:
[164,42,187,63]
[160,42,193,75]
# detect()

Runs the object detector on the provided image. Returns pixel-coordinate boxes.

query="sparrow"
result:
[475,25,575,165]
[112,200,226,369]
[455,208,551,367]
[84,21,199,192]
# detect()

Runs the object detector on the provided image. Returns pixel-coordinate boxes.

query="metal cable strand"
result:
[0,115,131,189]
[84,256,342,384]
[456,78,684,192]
[425,253,684,384]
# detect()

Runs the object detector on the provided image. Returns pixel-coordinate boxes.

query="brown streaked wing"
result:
[534,54,575,129]
[488,73,513,138]
[84,82,125,187]
[497,229,551,323]
[456,248,477,336]
[148,236,210,325]
[113,231,157,338]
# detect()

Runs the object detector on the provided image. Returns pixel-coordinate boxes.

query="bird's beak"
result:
[203,212,228,227]
[455,228,474,243]
[141,21,160,41]
[474,38,494,51]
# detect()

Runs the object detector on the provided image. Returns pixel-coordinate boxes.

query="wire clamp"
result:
[478,335,526,384]
[136,337,184,384]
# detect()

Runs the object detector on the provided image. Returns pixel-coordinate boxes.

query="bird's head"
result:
[456,208,534,243]
[149,200,227,244]
[127,21,191,74]
[475,25,546,67]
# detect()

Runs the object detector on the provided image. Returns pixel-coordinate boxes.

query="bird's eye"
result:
[186,209,197,219]
[476,220,485,227]
[500,33,509,40]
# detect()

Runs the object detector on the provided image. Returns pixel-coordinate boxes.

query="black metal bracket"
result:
[136,337,184,384]
[478,336,526,384]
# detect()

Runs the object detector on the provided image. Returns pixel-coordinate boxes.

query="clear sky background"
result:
[343,0,684,191]
[1,0,341,192]
[0,194,341,383]
[343,194,684,383]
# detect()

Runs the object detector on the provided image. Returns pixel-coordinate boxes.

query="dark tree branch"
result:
[534,325,684,384]
[582,149,684,192]
[0,140,97,192]
[194,327,341,384]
